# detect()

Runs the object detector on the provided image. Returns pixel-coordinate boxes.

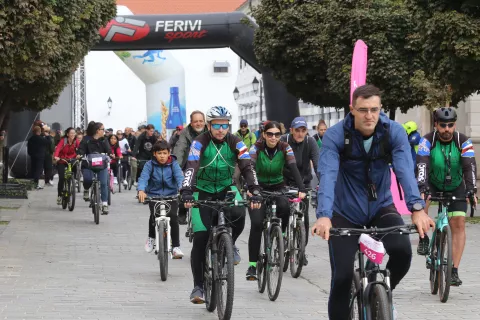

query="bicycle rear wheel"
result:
[76,167,82,193]
[290,220,306,278]
[118,165,123,193]
[267,225,284,301]
[68,176,76,211]
[257,229,267,293]
[216,233,235,320]
[370,284,392,320]
[158,220,168,281]
[204,242,217,312]
[283,224,290,273]
[349,270,361,320]
[94,184,100,224]
[438,225,452,303]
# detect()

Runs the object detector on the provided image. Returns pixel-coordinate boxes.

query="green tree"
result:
[252,0,480,117]
[0,0,116,130]
[406,0,480,109]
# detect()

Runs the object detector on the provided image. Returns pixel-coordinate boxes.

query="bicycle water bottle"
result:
[166,87,184,129]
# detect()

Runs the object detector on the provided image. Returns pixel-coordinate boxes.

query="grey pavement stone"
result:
[0,184,478,319]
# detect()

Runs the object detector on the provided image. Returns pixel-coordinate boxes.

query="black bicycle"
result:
[59,159,79,212]
[124,156,133,191]
[190,191,248,320]
[117,159,123,193]
[256,190,286,301]
[330,224,418,320]
[89,171,101,224]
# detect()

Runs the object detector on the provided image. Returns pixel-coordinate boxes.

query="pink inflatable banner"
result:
[350,40,368,105]
[390,169,411,215]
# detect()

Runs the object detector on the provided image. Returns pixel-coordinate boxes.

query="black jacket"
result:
[127,134,136,152]
[77,136,111,156]
[27,135,49,159]
[280,134,320,185]
[133,132,157,160]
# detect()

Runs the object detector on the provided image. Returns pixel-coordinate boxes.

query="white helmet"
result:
[206,106,232,122]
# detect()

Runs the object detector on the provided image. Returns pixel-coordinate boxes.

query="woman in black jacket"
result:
[27,126,49,189]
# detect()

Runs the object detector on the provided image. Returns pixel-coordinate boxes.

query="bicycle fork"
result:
[155,205,171,259]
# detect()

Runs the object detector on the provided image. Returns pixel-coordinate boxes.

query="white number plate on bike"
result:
[359,234,385,264]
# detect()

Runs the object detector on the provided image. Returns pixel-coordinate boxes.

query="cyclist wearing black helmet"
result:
[416,107,478,286]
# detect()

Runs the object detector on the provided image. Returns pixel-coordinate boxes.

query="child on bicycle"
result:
[137,140,185,258]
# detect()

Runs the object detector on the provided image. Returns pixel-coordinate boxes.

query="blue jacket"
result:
[138,156,184,197]
[316,112,425,225]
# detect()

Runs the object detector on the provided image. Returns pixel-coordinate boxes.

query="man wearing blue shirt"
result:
[312,85,434,320]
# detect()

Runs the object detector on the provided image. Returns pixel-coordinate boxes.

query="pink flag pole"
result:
[350,40,368,105]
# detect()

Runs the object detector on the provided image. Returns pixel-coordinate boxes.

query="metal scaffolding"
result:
[72,59,87,130]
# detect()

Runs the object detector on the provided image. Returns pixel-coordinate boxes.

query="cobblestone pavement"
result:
[0,182,478,319]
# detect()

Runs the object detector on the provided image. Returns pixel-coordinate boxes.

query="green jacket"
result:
[234,129,256,149]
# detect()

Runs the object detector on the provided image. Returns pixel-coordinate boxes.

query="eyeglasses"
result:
[439,122,455,129]
[211,124,229,130]
[99,128,105,131]
[240,125,247,128]
[265,131,281,138]
[354,106,381,115]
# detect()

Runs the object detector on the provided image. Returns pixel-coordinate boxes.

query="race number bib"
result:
[359,234,385,264]
[91,157,103,167]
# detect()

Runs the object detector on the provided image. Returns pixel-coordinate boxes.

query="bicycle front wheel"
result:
[438,225,452,303]
[94,184,100,225]
[68,176,76,211]
[429,230,439,295]
[267,225,284,301]
[349,270,361,320]
[216,233,235,320]
[76,168,82,193]
[118,166,123,193]
[158,220,168,281]
[370,284,392,320]
[204,242,217,312]
[257,229,267,293]
[290,220,306,278]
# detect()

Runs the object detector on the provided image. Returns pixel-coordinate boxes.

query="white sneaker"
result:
[123,180,128,186]
[145,237,155,253]
[114,177,118,184]
[172,247,184,259]
[133,182,138,187]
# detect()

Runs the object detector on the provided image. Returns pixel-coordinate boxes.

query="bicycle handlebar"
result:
[136,195,179,204]
[260,189,299,198]
[191,199,249,208]
[330,224,418,236]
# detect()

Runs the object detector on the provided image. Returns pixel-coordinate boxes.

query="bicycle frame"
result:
[152,200,172,259]
[428,202,449,270]
[286,197,304,250]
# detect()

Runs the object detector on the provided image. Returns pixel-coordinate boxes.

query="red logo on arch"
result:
[99,17,150,42]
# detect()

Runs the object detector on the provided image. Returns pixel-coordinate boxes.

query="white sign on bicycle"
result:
[359,234,385,264]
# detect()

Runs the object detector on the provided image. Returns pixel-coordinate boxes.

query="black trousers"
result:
[31,156,45,184]
[247,195,289,263]
[327,206,412,320]
[148,201,180,247]
[44,156,53,183]
[191,189,246,288]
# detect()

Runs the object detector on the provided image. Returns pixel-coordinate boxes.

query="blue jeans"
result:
[82,168,108,203]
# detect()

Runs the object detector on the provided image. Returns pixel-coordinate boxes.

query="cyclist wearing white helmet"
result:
[180,106,263,304]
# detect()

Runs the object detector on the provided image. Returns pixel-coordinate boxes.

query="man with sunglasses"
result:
[312,85,433,320]
[416,107,477,286]
[180,106,262,304]
[280,116,320,265]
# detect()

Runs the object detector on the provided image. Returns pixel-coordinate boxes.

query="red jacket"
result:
[109,144,122,163]
[54,138,80,161]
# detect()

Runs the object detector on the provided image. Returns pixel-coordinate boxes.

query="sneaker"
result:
[123,180,128,186]
[189,286,205,304]
[114,177,118,184]
[45,182,54,187]
[303,254,308,266]
[133,182,138,187]
[101,205,109,215]
[57,196,62,205]
[451,268,462,286]
[233,245,241,265]
[172,247,184,259]
[417,235,429,256]
[83,190,89,201]
[36,185,43,190]
[246,266,257,281]
[145,237,155,253]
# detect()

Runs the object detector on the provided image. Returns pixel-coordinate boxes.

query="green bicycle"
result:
[59,159,79,212]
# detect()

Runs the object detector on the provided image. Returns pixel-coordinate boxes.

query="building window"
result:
[213,61,230,73]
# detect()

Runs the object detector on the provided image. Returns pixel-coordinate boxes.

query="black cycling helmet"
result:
[434,107,457,122]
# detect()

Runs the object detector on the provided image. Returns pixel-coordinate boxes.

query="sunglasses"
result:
[265,131,281,138]
[211,124,229,130]
[439,122,455,129]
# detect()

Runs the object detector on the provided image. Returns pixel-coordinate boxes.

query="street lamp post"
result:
[233,87,239,101]
[107,97,112,116]
[252,77,263,123]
